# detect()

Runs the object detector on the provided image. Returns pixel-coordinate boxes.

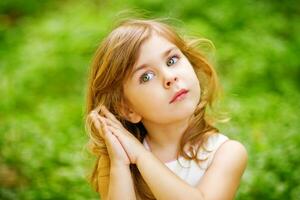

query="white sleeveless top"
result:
[143,133,229,186]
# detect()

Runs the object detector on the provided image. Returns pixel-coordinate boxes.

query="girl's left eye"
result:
[166,55,179,66]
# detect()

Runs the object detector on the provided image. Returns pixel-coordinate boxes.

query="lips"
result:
[169,89,189,104]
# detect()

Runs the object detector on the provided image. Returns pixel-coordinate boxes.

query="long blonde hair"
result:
[85,18,220,200]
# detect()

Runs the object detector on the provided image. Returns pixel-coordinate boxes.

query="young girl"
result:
[85,19,248,200]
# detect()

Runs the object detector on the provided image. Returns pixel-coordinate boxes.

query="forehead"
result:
[134,35,176,65]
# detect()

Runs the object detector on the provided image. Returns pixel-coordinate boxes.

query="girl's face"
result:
[123,34,201,124]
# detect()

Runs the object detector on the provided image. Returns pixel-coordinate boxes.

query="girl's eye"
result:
[139,72,154,83]
[166,55,179,66]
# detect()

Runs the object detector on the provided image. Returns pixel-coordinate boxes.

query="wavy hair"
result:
[85,19,220,200]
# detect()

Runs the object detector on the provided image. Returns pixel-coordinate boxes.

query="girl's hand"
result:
[90,107,130,167]
[99,105,147,164]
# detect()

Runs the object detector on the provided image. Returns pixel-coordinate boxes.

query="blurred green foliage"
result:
[0,0,299,199]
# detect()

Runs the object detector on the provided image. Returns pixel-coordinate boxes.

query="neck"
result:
[142,117,191,150]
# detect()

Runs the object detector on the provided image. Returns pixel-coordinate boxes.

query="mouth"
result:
[169,89,189,104]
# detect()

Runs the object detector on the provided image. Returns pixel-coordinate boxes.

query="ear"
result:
[118,99,142,124]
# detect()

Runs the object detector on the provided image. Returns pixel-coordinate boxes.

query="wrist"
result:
[136,148,151,166]
[110,163,131,177]
[111,161,130,169]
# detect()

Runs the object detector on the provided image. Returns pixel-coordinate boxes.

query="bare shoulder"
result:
[211,139,248,177]
[215,140,248,167]
[196,140,248,200]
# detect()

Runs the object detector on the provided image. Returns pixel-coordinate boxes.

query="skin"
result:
[90,34,248,200]
[122,34,201,161]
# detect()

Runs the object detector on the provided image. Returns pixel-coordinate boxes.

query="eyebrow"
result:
[131,47,177,77]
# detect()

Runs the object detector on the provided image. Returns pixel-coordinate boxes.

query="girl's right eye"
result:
[139,71,154,83]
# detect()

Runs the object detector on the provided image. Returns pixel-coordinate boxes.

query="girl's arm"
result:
[97,106,247,200]
[97,155,137,200]
[89,110,137,200]
[136,150,204,200]
[195,140,248,200]
[136,140,248,200]
[106,163,136,200]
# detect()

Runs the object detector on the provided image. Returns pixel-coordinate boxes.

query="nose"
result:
[163,71,178,88]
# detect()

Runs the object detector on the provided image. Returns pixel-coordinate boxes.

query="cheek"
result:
[124,85,163,114]
[193,73,201,100]
[185,64,201,101]
[181,61,200,86]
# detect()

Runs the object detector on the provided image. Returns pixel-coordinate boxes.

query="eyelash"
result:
[166,54,180,66]
[139,54,180,84]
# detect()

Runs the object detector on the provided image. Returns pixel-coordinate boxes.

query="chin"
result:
[168,103,196,122]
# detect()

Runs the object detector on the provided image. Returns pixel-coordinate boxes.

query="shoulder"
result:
[197,133,229,156]
[196,140,248,199]
[215,140,248,163]
[205,133,229,149]
[196,133,244,169]
[198,134,248,176]
[212,139,248,175]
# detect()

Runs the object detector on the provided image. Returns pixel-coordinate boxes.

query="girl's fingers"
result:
[90,111,110,139]
[89,111,102,130]
[106,124,118,134]
[91,112,102,130]
[99,115,122,130]
[95,115,110,136]
[93,105,122,126]
[106,123,133,141]
[106,125,124,141]
[104,117,135,139]
[90,108,130,141]
[100,106,122,125]
[101,125,115,146]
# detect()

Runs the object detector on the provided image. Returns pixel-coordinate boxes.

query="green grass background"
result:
[0,0,299,199]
